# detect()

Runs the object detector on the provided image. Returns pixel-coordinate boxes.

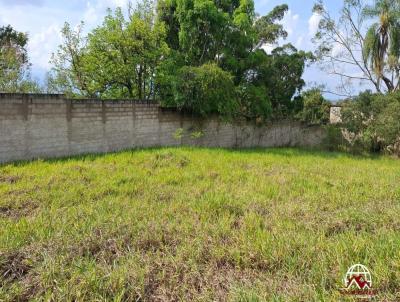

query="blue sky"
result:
[0,0,347,98]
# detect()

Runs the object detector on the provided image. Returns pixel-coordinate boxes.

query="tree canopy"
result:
[48,1,169,99]
[154,0,312,119]
[0,25,40,93]
[47,0,314,122]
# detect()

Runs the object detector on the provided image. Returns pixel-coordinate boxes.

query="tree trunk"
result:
[382,75,394,92]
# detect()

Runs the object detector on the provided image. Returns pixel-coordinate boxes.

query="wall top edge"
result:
[0,93,161,105]
[0,93,65,98]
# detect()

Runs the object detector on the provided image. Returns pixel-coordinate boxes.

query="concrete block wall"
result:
[0,93,325,163]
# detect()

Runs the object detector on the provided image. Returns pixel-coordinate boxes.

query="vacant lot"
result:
[0,148,399,301]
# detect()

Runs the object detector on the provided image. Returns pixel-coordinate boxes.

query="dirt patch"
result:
[325,219,375,237]
[72,225,181,265]
[0,200,38,219]
[149,152,190,169]
[208,171,219,179]
[153,189,175,203]
[70,226,178,265]
[75,229,131,265]
[136,230,179,254]
[139,259,272,302]
[0,249,42,301]
[0,251,32,283]
[0,175,21,184]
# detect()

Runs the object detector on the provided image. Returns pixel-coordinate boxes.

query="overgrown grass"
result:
[0,147,399,301]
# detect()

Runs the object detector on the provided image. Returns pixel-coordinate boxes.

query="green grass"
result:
[0,147,399,301]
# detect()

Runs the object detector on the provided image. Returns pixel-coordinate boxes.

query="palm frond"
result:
[363,23,379,60]
[389,25,400,59]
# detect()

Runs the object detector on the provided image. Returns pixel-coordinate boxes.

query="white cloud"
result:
[262,44,274,54]
[28,24,61,70]
[112,0,129,7]
[0,0,44,7]
[282,10,299,36]
[308,12,321,37]
[295,36,304,49]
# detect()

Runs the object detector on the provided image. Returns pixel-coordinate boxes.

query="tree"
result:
[236,83,272,122]
[313,0,400,95]
[0,25,40,93]
[296,88,330,125]
[47,22,91,96]
[158,0,309,119]
[49,0,312,123]
[253,4,289,49]
[363,0,400,92]
[158,0,254,67]
[85,2,169,99]
[158,0,289,79]
[241,44,314,117]
[225,3,290,84]
[49,0,169,99]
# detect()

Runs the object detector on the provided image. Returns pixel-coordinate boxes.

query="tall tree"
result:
[48,22,91,96]
[0,25,40,92]
[312,0,400,95]
[240,44,314,118]
[86,2,169,99]
[158,0,289,73]
[157,0,309,119]
[363,0,400,92]
[49,0,169,99]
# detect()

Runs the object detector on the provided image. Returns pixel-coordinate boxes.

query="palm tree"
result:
[363,0,400,92]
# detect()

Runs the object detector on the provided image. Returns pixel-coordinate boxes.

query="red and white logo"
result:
[341,264,375,299]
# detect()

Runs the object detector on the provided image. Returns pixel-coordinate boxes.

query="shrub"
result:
[169,63,238,117]
[322,124,346,152]
[340,91,400,155]
[296,89,330,125]
[236,84,272,122]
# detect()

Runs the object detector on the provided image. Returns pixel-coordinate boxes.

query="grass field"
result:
[0,147,399,301]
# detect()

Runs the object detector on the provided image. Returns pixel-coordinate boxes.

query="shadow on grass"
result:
[222,147,380,160]
[1,145,386,168]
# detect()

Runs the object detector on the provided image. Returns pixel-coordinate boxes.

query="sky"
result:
[0,0,350,99]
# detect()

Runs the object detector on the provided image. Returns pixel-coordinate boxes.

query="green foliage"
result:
[190,130,204,139]
[0,25,40,93]
[296,89,330,125]
[158,0,257,67]
[49,0,169,99]
[244,45,314,118]
[321,124,346,152]
[173,127,184,140]
[236,84,272,122]
[254,4,288,46]
[157,0,310,121]
[46,0,311,123]
[85,3,169,99]
[167,63,238,117]
[47,22,89,96]
[155,51,185,101]
[341,91,400,155]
